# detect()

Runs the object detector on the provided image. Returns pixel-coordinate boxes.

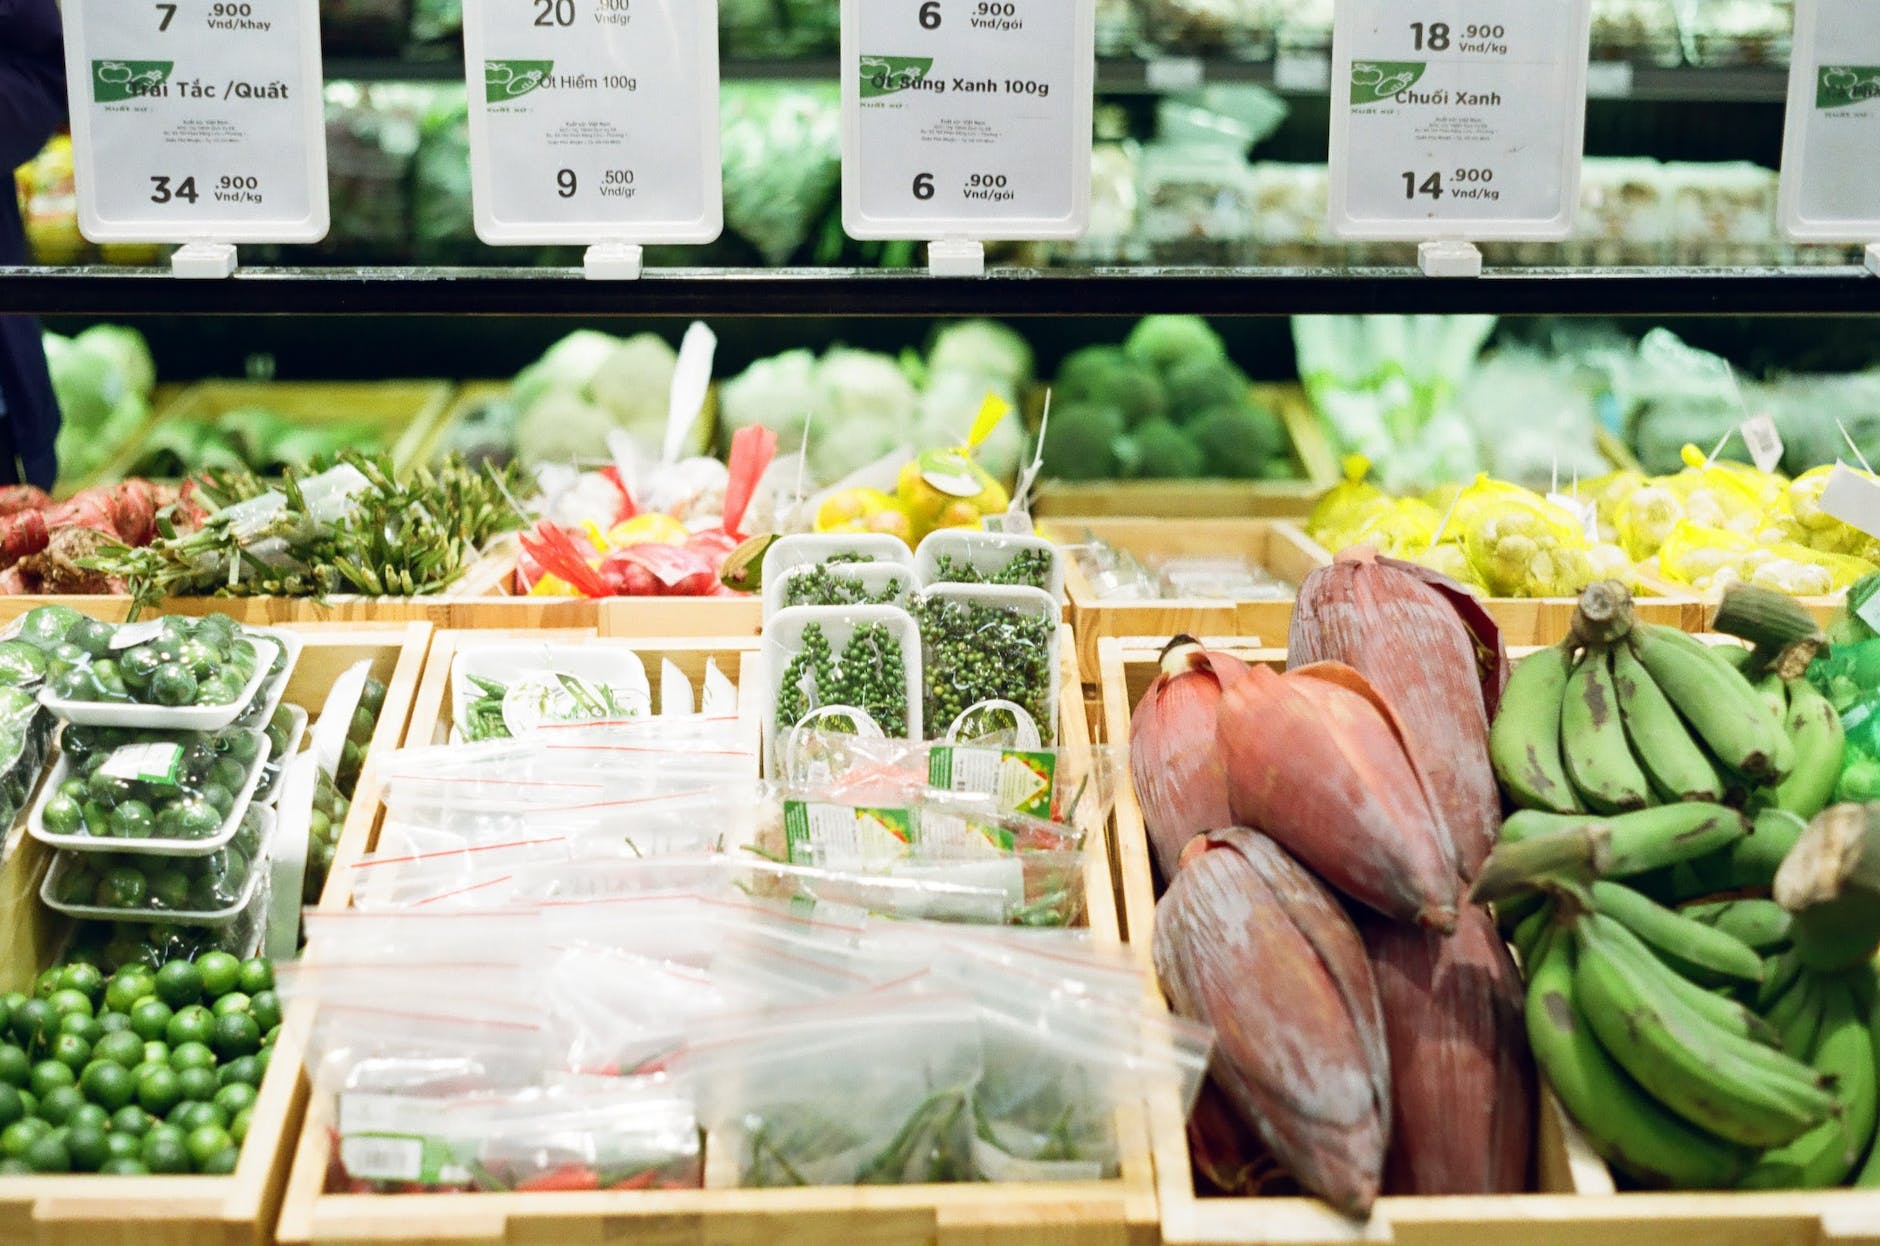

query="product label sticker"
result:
[60,0,328,242]
[1328,0,1593,240]
[1777,0,1880,241]
[109,620,167,651]
[841,0,1096,241]
[929,745,1056,818]
[338,1094,472,1185]
[783,800,914,869]
[99,742,185,785]
[461,0,721,244]
[1741,415,1786,475]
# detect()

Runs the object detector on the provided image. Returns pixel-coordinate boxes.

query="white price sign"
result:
[1777,0,1880,242]
[1328,0,1592,241]
[841,0,1095,241]
[60,0,328,243]
[462,0,721,245]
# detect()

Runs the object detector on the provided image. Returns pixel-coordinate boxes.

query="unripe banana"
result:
[1766,973,1826,1056]
[1491,644,1584,814]
[1611,640,1726,802]
[1754,674,1796,780]
[1759,950,1804,1012]
[1741,976,1878,1189]
[1590,881,1765,986]
[1523,927,1751,1188]
[1772,678,1846,819]
[1587,910,1779,1047]
[1629,625,1785,781]
[1561,648,1653,814]
[1601,803,1749,877]
[1681,898,1793,953]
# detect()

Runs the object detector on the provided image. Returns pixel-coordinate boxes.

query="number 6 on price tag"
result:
[60,0,329,243]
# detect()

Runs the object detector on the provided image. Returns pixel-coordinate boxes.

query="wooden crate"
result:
[90,380,455,485]
[276,626,1157,1246]
[1098,636,1880,1246]
[0,622,432,1246]
[1042,518,1329,678]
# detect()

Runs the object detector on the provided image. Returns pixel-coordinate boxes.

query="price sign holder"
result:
[1328,0,1593,277]
[60,0,329,279]
[461,0,722,281]
[840,0,1096,277]
[1777,0,1880,277]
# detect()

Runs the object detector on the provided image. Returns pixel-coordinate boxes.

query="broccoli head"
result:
[1189,404,1286,479]
[1164,357,1253,423]
[1041,403,1127,481]
[1054,345,1130,401]
[1123,316,1227,377]
[1119,418,1204,479]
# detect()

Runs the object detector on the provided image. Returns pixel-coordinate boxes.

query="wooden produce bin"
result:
[1098,636,1880,1246]
[1043,518,1329,679]
[0,622,433,1246]
[277,626,1157,1246]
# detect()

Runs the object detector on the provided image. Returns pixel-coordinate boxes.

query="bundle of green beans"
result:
[85,452,530,613]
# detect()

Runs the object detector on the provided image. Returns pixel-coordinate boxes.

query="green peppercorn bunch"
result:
[931,549,1054,592]
[774,622,909,738]
[783,562,906,609]
[910,596,1054,744]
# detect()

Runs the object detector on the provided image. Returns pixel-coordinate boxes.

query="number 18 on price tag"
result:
[461,0,722,278]
[841,0,1096,275]
[60,0,329,274]
[1328,0,1592,258]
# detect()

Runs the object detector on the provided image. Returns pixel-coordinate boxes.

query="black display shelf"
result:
[321,54,1793,103]
[2,264,1875,319]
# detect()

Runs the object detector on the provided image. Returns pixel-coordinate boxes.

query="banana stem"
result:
[1713,584,1827,679]
[1571,581,1634,650]
[1773,803,1880,971]
[1469,824,1613,905]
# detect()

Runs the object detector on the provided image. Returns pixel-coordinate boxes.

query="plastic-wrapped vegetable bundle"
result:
[721,84,841,267]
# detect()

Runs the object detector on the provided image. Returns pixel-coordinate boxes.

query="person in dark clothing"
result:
[0,0,67,488]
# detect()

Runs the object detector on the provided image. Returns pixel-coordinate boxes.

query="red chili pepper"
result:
[606,1168,659,1191]
[515,1164,601,1192]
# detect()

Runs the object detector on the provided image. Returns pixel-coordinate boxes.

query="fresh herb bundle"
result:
[931,549,1054,592]
[775,621,910,737]
[84,452,529,613]
[743,1087,971,1187]
[910,595,1055,744]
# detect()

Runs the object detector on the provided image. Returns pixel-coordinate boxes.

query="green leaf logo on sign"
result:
[91,60,174,103]
[484,60,555,104]
[1349,61,1427,104]
[859,55,936,99]
[1817,66,1880,109]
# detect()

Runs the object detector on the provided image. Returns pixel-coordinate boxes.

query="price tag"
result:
[462,0,721,245]
[1777,0,1880,243]
[841,0,1096,241]
[1741,414,1786,474]
[1328,0,1593,241]
[60,0,328,243]
[1819,463,1880,540]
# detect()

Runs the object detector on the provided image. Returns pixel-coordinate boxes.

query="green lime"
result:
[40,795,81,836]
[154,960,204,1010]
[129,999,173,1043]
[0,1117,50,1159]
[169,1041,216,1073]
[51,1033,91,1075]
[104,1130,141,1161]
[34,967,62,1000]
[45,988,92,1020]
[110,1105,153,1137]
[65,1124,109,1171]
[229,1106,253,1145]
[209,1013,260,1061]
[199,1146,239,1175]
[194,952,241,1002]
[23,1133,70,1173]
[216,1055,260,1088]
[209,993,250,1020]
[97,1011,132,1035]
[58,1012,101,1045]
[176,1066,217,1105]
[28,1060,74,1098]
[148,870,191,911]
[136,1066,182,1117]
[141,1041,170,1067]
[16,1091,34,1121]
[57,963,105,1007]
[93,1029,143,1070]
[245,990,283,1034]
[212,1082,257,1120]
[79,1060,135,1111]
[184,1123,233,1170]
[141,1124,189,1173]
[172,1100,225,1134]
[0,1085,19,1130]
[166,1004,213,1049]
[100,1156,150,1175]
[67,1102,109,1132]
[37,1084,84,1126]
[10,998,53,1050]
[105,969,155,1015]
[236,959,273,996]
[0,1045,28,1088]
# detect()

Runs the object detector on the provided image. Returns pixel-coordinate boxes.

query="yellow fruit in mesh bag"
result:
[1617,484,1685,559]
[1588,543,1637,586]
[1307,456,1385,546]
[1454,479,1590,597]
[1585,470,1647,540]
[1659,521,1874,596]
[1786,466,1877,556]
[1406,543,1486,592]
[1348,499,1443,558]
[1421,481,1464,515]
[1746,557,1836,597]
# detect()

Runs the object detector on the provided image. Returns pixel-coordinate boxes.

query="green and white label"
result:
[1328,0,1592,241]
[783,800,914,869]
[841,0,1096,240]
[461,0,721,245]
[99,742,185,786]
[60,0,328,242]
[929,746,1055,818]
[1778,0,1880,241]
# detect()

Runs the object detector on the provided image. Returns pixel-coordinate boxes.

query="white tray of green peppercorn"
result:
[914,529,1065,604]
[913,584,1062,747]
[761,604,925,777]
[39,804,274,924]
[28,725,274,856]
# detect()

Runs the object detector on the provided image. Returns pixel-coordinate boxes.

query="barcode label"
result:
[340,1135,423,1182]
[1742,415,1785,474]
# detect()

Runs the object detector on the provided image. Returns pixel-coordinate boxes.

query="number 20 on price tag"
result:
[60,0,329,243]
[1327,0,1592,241]
[840,0,1096,241]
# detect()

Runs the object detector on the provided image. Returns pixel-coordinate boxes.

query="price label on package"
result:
[462,0,721,245]
[1777,0,1880,242]
[841,0,1095,240]
[1328,0,1593,240]
[60,0,328,242]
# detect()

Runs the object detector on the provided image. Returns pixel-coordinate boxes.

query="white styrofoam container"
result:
[915,529,1066,604]
[449,640,653,742]
[917,583,1062,746]
[254,704,309,806]
[28,734,273,857]
[763,561,915,621]
[761,604,924,774]
[39,637,281,731]
[41,805,276,924]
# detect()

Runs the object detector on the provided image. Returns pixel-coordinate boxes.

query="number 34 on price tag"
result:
[840,0,1096,242]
